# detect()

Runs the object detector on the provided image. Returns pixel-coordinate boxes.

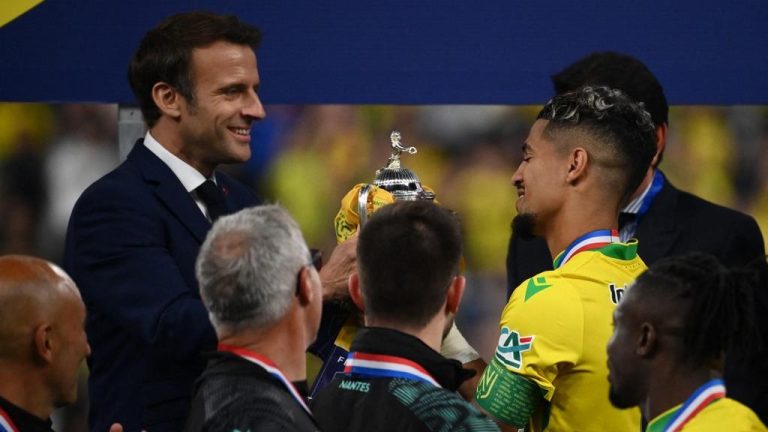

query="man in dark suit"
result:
[505,51,766,422]
[65,12,325,432]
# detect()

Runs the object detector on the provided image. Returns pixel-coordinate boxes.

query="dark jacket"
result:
[64,141,260,432]
[311,327,500,432]
[185,352,319,432]
[0,396,53,432]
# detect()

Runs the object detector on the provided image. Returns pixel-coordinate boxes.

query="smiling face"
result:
[510,119,569,237]
[178,40,265,175]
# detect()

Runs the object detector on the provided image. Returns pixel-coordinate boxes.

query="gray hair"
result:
[196,205,310,332]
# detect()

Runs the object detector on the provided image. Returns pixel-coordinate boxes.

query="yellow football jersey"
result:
[648,397,767,432]
[476,238,645,431]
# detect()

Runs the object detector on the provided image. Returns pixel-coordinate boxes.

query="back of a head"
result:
[128,11,262,127]
[537,86,657,207]
[357,201,462,328]
[196,205,310,333]
[0,256,76,360]
[552,51,668,128]
[633,253,757,369]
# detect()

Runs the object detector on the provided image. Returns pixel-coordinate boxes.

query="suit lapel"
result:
[128,140,211,243]
[635,176,680,265]
[214,172,237,215]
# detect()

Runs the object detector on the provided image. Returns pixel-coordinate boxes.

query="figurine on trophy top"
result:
[371,130,436,202]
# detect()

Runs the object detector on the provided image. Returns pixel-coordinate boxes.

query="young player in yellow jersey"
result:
[473,86,658,431]
[607,253,767,432]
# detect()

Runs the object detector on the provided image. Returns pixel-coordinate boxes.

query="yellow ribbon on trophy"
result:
[334,183,439,244]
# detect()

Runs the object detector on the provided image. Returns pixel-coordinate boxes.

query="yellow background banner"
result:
[0,0,44,28]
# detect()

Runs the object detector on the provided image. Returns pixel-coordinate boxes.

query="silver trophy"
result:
[358,131,436,226]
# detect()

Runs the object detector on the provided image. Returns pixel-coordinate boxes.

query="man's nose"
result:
[242,90,266,120]
[511,164,524,187]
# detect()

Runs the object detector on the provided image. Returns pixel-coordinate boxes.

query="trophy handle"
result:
[358,184,373,227]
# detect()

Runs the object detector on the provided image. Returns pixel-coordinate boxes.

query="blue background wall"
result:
[1,1,766,104]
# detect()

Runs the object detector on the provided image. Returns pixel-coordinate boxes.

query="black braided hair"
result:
[633,252,758,369]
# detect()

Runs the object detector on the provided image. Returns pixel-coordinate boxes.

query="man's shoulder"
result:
[675,187,755,224]
[193,369,316,431]
[313,376,499,432]
[509,269,577,306]
[685,397,767,431]
[388,379,499,431]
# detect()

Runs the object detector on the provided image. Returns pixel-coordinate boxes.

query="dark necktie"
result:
[195,180,228,222]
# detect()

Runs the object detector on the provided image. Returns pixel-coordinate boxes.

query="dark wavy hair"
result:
[128,11,262,127]
[357,201,463,328]
[537,85,657,207]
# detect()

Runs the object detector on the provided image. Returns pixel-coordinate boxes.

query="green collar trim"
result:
[595,241,638,261]
[646,404,680,432]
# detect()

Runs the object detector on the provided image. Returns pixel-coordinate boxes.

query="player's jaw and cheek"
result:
[606,302,644,409]
[511,120,568,234]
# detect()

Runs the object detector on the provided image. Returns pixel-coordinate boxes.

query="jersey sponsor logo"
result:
[494,327,534,369]
[609,283,627,304]
[524,276,551,302]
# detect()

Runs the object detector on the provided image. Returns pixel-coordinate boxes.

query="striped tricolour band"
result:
[665,379,726,432]
[554,229,620,269]
[344,352,440,388]
[0,407,18,432]
[218,344,311,414]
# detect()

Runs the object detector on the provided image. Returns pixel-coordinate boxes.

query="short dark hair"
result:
[128,11,262,127]
[537,86,657,207]
[357,201,463,328]
[552,52,668,128]
[633,253,758,369]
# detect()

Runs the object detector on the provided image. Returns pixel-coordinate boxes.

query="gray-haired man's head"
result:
[196,205,311,333]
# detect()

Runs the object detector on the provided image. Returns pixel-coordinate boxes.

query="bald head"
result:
[0,255,90,415]
[0,256,81,360]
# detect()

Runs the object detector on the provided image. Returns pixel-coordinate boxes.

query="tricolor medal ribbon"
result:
[218,344,311,414]
[344,351,440,388]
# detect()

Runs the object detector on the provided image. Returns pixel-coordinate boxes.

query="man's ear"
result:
[348,272,365,313]
[33,323,54,365]
[565,147,589,184]
[445,276,466,315]
[651,123,668,168]
[151,82,183,119]
[637,322,657,358]
[297,266,315,306]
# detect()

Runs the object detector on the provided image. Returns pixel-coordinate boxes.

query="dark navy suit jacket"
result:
[64,141,260,432]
